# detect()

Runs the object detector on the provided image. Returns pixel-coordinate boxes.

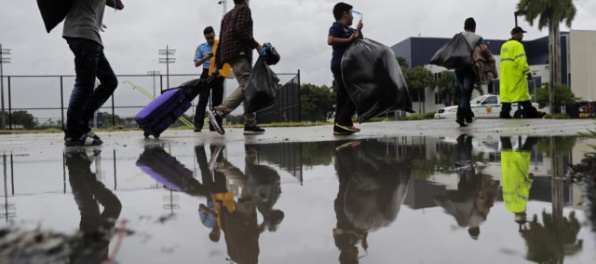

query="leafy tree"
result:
[301,142,334,168]
[10,111,37,129]
[300,83,335,122]
[408,66,435,113]
[517,0,577,113]
[98,112,123,128]
[535,83,579,111]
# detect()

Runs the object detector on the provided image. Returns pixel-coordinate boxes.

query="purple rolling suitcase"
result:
[135,78,209,138]
[136,146,206,195]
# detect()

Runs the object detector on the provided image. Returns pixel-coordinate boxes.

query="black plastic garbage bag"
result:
[341,38,414,123]
[429,33,473,69]
[245,57,279,113]
[37,0,72,33]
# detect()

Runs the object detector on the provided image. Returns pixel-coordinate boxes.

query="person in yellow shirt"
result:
[193,26,231,132]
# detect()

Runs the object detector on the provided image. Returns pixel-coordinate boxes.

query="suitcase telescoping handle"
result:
[205,75,215,84]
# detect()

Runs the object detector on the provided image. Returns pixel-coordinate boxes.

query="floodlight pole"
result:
[147,70,161,98]
[218,0,227,15]
[159,45,176,89]
[0,44,11,130]
[514,10,528,27]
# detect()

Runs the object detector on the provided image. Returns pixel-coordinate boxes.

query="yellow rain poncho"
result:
[499,39,530,103]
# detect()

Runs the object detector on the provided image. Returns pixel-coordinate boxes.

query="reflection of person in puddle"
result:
[196,144,235,243]
[203,144,284,264]
[333,140,411,263]
[500,136,539,227]
[435,134,500,240]
[65,149,122,263]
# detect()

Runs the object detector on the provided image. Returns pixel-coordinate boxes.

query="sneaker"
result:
[335,123,360,133]
[86,130,100,140]
[244,125,265,135]
[455,119,467,127]
[348,125,361,132]
[65,134,103,146]
[206,109,225,135]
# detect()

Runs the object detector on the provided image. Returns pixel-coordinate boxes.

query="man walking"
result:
[63,0,124,146]
[455,17,487,127]
[327,2,363,135]
[193,26,229,132]
[499,27,543,119]
[207,0,264,135]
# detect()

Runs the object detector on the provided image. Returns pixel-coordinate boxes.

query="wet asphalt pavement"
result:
[1,118,596,263]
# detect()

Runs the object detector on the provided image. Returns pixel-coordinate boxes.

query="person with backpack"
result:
[455,17,488,127]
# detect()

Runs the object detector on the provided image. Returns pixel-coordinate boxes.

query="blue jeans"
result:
[65,38,118,139]
[455,67,475,120]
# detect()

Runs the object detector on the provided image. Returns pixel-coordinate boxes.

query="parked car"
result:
[434,94,544,119]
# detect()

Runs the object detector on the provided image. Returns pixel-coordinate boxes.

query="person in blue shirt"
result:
[328,2,363,136]
[193,26,226,132]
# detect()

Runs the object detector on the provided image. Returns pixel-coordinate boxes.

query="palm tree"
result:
[435,71,457,106]
[408,66,435,113]
[395,56,410,77]
[517,0,577,114]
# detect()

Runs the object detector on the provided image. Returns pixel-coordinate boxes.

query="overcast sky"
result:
[1,0,594,88]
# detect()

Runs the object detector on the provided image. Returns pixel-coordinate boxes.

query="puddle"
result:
[0,136,595,263]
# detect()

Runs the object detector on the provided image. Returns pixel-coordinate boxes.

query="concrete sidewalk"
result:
[1,118,595,153]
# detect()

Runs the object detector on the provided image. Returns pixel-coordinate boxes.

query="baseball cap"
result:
[511,26,527,34]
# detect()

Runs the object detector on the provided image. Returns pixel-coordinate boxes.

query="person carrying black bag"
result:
[455,17,489,127]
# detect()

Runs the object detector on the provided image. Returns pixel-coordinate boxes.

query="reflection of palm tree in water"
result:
[333,140,411,264]
[197,145,284,264]
[519,211,582,263]
[435,134,500,240]
[65,150,122,263]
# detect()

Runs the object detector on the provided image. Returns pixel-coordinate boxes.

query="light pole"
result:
[514,10,528,27]
[218,0,227,15]
[147,70,160,97]
[158,45,176,89]
[0,44,11,130]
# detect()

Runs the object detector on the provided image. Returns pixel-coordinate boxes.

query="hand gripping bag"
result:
[429,33,473,69]
[341,39,414,123]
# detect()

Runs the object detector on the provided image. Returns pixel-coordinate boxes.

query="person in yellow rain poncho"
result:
[499,27,544,119]
[500,136,539,226]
